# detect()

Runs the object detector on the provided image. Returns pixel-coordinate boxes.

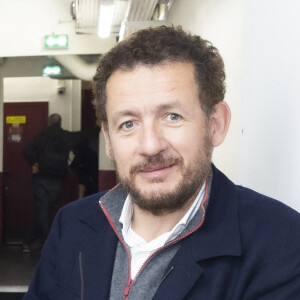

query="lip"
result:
[139,164,174,179]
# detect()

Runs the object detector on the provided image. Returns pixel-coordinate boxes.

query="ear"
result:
[101,122,114,160]
[210,101,231,147]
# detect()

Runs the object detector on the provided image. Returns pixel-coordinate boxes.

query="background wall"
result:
[169,0,300,212]
[4,77,81,131]
[0,75,81,172]
[0,0,115,57]
[240,0,300,211]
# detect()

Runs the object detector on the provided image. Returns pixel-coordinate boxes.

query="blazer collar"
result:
[188,165,242,261]
[77,165,242,261]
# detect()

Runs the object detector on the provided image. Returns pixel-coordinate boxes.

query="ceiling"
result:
[71,0,175,41]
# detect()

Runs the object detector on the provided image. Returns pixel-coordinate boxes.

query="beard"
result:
[118,130,213,216]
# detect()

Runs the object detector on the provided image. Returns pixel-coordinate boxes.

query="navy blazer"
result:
[24,166,300,299]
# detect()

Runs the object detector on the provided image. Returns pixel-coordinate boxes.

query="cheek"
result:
[171,128,210,161]
[110,142,134,174]
[168,128,199,152]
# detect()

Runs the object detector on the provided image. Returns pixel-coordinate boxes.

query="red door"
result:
[3,102,48,240]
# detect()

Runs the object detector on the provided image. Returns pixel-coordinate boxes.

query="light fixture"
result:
[98,0,114,38]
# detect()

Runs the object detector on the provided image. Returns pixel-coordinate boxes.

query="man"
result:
[21,114,71,253]
[24,26,300,299]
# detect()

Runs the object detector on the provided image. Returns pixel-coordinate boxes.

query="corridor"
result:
[0,241,39,299]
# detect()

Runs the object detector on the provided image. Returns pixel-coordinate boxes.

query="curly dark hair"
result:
[93,25,226,123]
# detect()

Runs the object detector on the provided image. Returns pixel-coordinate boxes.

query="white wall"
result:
[99,132,115,171]
[0,0,116,57]
[3,77,81,131]
[169,0,243,183]
[169,0,300,212]
[240,0,300,211]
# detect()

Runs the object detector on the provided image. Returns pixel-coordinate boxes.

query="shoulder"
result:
[234,185,300,268]
[58,191,108,217]
[236,185,300,230]
[212,165,300,228]
[211,165,300,253]
[51,191,108,230]
[47,191,109,243]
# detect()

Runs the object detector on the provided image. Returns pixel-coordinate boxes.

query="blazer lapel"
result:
[153,244,204,300]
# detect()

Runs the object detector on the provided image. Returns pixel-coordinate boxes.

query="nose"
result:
[138,121,168,157]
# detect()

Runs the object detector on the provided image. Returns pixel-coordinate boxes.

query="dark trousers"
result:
[23,175,61,245]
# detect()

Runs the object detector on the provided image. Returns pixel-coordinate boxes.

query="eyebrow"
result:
[111,109,138,127]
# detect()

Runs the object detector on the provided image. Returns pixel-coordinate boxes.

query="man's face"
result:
[103,62,213,215]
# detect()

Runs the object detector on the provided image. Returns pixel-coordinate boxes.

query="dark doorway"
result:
[3,102,48,240]
[71,84,100,197]
[81,88,97,130]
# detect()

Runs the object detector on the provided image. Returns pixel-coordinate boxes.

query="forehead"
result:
[106,62,198,101]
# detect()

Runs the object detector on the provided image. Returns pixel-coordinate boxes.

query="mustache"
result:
[130,153,182,174]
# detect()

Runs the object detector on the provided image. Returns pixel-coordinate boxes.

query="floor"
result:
[0,293,25,300]
[0,242,40,298]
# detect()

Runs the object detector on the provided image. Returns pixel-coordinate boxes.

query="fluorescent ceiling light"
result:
[98,1,114,38]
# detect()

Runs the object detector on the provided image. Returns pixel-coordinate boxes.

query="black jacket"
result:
[22,125,83,178]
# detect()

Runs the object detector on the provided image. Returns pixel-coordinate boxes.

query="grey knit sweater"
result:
[99,183,210,300]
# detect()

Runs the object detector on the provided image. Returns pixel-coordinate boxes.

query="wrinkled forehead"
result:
[107,61,197,96]
[106,61,197,90]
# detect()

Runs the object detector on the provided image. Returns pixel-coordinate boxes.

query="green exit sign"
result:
[44,35,68,49]
[43,65,62,77]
